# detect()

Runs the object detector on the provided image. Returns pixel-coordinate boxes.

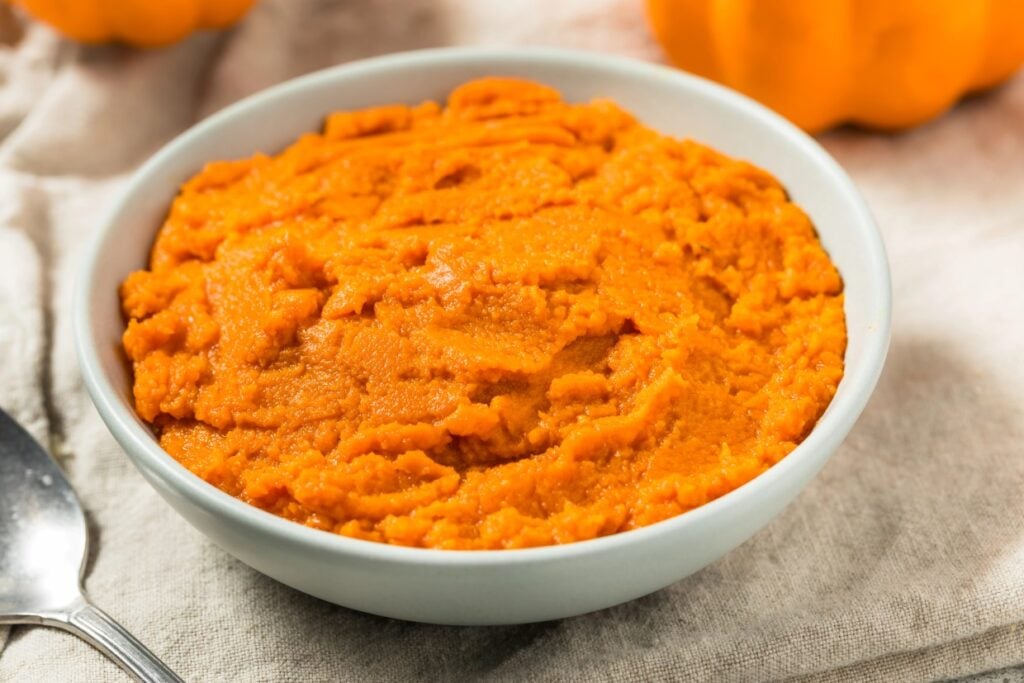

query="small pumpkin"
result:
[12,0,256,48]
[645,0,1024,132]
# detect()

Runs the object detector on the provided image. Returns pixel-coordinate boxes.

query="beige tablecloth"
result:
[1,2,1022,681]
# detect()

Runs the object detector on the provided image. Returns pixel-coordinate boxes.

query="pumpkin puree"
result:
[121,78,846,549]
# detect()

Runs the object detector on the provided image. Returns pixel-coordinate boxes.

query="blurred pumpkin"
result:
[12,0,256,47]
[645,0,1024,132]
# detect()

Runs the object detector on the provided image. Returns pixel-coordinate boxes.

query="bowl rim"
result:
[74,46,892,566]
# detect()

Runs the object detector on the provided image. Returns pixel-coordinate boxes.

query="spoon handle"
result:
[63,598,184,683]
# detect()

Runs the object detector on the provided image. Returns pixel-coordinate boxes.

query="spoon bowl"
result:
[0,413,86,619]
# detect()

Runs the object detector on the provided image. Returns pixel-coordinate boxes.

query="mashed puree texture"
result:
[121,78,846,549]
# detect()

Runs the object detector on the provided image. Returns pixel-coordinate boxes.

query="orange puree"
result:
[121,78,845,549]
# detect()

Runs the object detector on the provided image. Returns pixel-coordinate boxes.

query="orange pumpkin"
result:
[12,0,256,48]
[645,0,1024,132]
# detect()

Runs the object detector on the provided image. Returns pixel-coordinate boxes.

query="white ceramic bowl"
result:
[75,47,891,625]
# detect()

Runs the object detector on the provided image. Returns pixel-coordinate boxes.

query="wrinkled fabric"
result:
[0,1,1021,681]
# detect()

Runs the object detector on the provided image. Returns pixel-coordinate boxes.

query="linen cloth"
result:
[1,1,1022,680]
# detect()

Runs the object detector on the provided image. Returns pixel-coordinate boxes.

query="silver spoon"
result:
[0,408,183,682]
